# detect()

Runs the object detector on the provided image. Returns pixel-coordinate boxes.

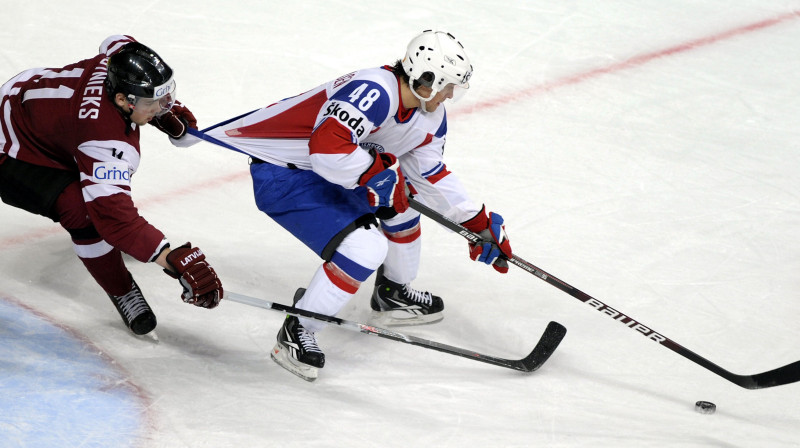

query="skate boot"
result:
[370,265,444,327]
[271,289,325,382]
[108,276,157,336]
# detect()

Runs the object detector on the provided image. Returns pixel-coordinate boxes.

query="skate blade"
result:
[270,344,319,382]
[129,329,159,344]
[368,310,444,327]
[140,330,159,343]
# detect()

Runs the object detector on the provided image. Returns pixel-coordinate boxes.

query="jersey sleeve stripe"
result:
[413,133,434,150]
[421,162,453,184]
[99,35,136,56]
[82,183,131,203]
[1,100,20,157]
[308,119,359,155]
[435,110,447,138]
[78,140,140,167]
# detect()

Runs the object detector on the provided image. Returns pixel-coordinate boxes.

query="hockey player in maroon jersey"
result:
[198,30,511,380]
[0,35,223,336]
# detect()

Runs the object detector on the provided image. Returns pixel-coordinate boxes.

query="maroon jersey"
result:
[0,35,167,262]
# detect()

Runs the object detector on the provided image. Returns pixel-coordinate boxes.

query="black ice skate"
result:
[108,276,157,336]
[370,265,444,327]
[271,289,325,382]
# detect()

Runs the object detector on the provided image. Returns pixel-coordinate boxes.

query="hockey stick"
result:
[408,197,800,390]
[226,291,566,373]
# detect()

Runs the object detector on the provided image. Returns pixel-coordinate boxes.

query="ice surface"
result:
[1,1,799,446]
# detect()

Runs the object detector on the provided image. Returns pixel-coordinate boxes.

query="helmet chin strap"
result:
[410,79,438,113]
[110,94,135,122]
[117,106,134,125]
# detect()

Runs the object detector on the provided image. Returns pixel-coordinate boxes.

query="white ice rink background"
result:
[1,1,799,447]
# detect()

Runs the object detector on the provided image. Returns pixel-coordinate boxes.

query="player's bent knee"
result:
[54,182,93,229]
[335,225,388,272]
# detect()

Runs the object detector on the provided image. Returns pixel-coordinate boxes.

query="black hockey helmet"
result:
[106,42,176,112]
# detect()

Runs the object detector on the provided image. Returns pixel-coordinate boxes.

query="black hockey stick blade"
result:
[745,360,800,389]
[665,338,800,390]
[519,321,568,372]
[225,291,566,373]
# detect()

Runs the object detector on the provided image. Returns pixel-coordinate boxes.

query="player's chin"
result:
[425,102,442,113]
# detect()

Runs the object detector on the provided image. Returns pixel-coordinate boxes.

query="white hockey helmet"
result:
[402,30,473,104]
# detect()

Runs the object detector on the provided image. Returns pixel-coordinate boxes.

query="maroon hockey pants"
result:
[0,155,131,296]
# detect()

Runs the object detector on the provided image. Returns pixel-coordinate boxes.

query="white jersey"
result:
[207,66,480,223]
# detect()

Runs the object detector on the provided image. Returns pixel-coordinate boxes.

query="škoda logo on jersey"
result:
[91,161,132,185]
[323,101,366,137]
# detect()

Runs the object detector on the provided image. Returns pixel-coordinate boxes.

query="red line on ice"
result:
[3,10,799,248]
[453,10,800,116]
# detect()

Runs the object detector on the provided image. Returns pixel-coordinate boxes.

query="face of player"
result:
[415,83,457,112]
[114,92,175,126]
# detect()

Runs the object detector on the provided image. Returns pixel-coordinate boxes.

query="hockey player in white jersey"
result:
[205,30,512,381]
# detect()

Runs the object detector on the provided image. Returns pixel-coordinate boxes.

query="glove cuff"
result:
[151,113,188,139]
[461,205,488,232]
[358,149,398,186]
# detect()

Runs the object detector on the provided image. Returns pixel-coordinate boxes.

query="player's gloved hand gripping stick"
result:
[164,242,223,308]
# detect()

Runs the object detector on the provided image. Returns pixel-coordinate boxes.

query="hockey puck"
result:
[694,401,716,414]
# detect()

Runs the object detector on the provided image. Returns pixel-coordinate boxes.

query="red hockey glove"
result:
[164,242,223,308]
[150,102,197,139]
[357,150,409,215]
[462,206,512,274]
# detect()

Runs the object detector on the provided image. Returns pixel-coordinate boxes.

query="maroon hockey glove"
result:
[357,150,409,215]
[462,206,512,274]
[164,242,223,308]
[150,102,197,139]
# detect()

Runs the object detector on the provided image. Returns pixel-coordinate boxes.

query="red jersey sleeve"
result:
[75,134,167,263]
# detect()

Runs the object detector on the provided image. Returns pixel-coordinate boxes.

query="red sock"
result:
[76,244,131,296]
